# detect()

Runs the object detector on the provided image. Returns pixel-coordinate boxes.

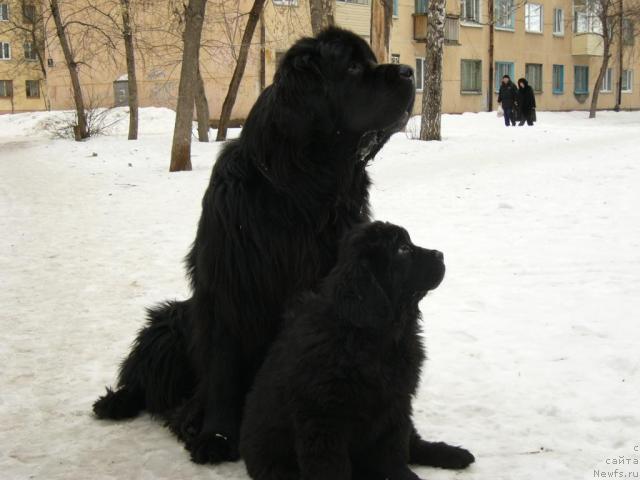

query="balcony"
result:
[572,33,603,56]
[413,14,460,44]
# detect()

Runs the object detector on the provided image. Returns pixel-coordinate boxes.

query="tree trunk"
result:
[215,0,266,142]
[170,0,208,171]
[420,0,445,141]
[487,0,495,112]
[614,0,623,111]
[309,0,335,35]
[370,0,393,63]
[259,12,266,91]
[589,29,611,118]
[50,0,89,140]
[195,65,210,142]
[120,0,139,140]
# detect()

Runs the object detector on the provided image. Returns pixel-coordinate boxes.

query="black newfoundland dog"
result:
[241,222,446,480]
[94,27,473,470]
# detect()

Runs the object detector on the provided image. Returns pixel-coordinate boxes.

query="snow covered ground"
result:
[1,108,639,480]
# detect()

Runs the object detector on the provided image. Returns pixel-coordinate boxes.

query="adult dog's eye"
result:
[397,244,412,255]
[347,62,362,74]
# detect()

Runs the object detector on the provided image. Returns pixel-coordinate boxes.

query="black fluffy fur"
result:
[240,222,465,480]
[93,27,473,470]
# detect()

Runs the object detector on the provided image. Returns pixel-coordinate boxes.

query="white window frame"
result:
[495,0,515,30]
[553,8,565,35]
[0,41,11,60]
[622,69,633,93]
[525,3,544,33]
[272,0,298,5]
[415,57,425,91]
[460,0,482,25]
[573,0,602,34]
[0,3,9,21]
[336,0,369,4]
[600,67,612,92]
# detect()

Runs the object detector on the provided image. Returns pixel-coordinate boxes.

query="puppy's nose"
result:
[398,65,413,79]
[433,250,444,262]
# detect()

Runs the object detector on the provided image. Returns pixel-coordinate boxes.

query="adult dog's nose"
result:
[398,65,413,79]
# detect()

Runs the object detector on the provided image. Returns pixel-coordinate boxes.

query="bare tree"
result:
[587,0,616,118]
[309,0,335,35]
[215,0,266,142]
[120,0,138,139]
[195,64,209,142]
[49,0,90,140]
[420,0,445,140]
[169,0,208,171]
[370,0,393,62]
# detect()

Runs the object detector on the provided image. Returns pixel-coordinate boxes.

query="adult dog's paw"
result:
[432,443,475,470]
[186,433,239,465]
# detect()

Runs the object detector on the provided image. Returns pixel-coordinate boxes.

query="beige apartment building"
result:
[0,1,47,114]
[1,0,639,118]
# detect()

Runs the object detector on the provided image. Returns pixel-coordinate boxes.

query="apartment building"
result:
[1,0,638,118]
[0,1,47,114]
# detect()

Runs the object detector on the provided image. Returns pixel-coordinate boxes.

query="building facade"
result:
[0,0,638,118]
[0,1,47,114]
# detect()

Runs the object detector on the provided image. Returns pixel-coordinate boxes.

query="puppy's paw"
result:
[186,432,239,464]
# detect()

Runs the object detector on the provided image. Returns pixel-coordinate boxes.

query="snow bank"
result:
[1,108,639,480]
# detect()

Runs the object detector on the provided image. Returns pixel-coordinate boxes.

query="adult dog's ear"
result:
[336,260,392,328]
[271,40,329,139]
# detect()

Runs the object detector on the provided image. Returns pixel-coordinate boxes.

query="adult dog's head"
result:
[274,27,415,135]
[331,222,445,329]
[241,28,415,181]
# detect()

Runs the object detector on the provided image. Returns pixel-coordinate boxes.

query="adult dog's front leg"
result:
[185,334,242,464]
[408,427,475,469]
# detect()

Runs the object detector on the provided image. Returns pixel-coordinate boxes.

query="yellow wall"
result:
[0,0,47,114]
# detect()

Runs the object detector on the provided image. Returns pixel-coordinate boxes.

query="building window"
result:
[553,8,564,35]
[272,0,298,4]
[445,15,460,42]
[337,0,369,4]
[599,67,612,92]
[0,79,12,97]
[391,53,400,64]
[525,3,543,32]
[275,50,285,67]
[0,41,10,60]
[525,63,543,92]
[573,0,602,34]
[495,0,515,29]
[0,3,9,21]
[415,57,425,91]
[393,0,398,16]
[495,61,515,92]
[552,64,564,94]
[25,79,40,98]
[460,0,481,23]
[24,42,37,61]
[23,3,35,22]
[461,59,482,93]
[574,65,589,94]
[415,0,428,14]
[622,69,633,92]
[622,19,634,46]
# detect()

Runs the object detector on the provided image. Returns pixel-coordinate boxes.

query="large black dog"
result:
[94,27,473,470]
[241,222,446,480]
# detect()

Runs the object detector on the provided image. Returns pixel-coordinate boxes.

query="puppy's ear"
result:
[336,260,392,328]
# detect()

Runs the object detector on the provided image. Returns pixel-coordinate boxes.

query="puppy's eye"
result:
[397,244,412,255]
[347,62,362,74]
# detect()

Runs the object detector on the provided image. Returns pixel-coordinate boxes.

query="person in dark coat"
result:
[497,75,518,126]
[517,77,536,126]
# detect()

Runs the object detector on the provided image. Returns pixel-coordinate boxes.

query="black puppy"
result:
[240,222,454,480]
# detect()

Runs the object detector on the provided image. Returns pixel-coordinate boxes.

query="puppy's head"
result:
[333,222,445,328]
[273,27,415,137]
